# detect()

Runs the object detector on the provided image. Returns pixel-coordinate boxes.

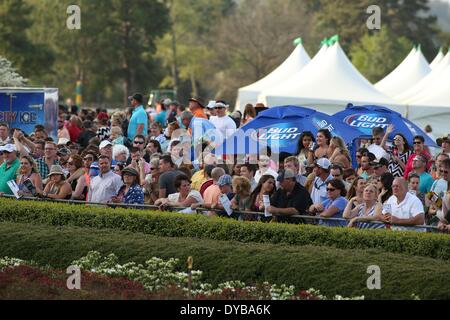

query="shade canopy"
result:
[235,42,311,111]
[375,47,431,98]
[333,104,437,147]
[259,43,402,115]
[215,105,363,155]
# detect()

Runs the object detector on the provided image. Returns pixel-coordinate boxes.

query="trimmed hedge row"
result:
[1,221,450,299]
[0,198,449,260]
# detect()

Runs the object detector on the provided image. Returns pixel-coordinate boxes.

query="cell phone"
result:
[309,142,316,151]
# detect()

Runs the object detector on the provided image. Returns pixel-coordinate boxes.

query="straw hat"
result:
[48,165,66,179]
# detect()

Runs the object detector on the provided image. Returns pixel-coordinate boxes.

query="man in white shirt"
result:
[310,158,332,205]
[88,155,123,204]
[382,177,425,232]
[209,100,236,141]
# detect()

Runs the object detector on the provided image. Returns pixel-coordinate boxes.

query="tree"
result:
[209,0,315,104]
[155,0,235,101]
[26,0,168,106]
[307,0,438,59]
[350,28,412,83]
[0,56,27,86]
[0,0,54,79]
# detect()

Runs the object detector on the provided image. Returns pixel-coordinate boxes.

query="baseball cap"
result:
[128,93,143,103]
[276,169,296,182]
[99,140,113,149]
[162,98,172,106]
[57,147,71,156]
[218,174,232,186]
[58,137,70,145]
[315,158,331,170]
[207,100,216,109]
[413,155,426,163]
[0,144,17,153]
[372,157,389,168]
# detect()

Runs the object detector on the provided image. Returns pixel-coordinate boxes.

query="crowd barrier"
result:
[1,194,442,232]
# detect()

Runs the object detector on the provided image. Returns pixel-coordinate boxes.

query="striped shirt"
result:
[356,203,385,229]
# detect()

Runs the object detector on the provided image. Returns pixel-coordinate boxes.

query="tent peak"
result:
[293,37,302,46]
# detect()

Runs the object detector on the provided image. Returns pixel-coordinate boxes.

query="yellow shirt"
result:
[191,169,207,191]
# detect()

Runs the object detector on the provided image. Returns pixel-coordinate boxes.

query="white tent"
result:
[406,65,450,137]
[395,51,450,103]
[235,42,311,112]
[430,49,445,69]
[258,42,403,115]
[374,48,431,98]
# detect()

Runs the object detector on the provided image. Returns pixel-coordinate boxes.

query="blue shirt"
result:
[154,110,167,127]
[319,196,348,227]
[121,183,144,205]
[419,172,434,194]
[128,105,148,140]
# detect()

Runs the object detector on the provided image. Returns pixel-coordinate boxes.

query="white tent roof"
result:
[395,51,450,103]
[259,42,402,115]
[235,43,311,111]
[430,49,445,69]
[406,65,450,137]
[374,48,431,98]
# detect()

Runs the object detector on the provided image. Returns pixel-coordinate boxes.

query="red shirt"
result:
[403,151,432,179]
[68,124,82,142]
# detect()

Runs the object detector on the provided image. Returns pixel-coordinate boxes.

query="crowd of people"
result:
[0,93,449,233]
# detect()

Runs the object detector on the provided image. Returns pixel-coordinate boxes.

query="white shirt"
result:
[311,175,332,205]
[382,192,425,232]
[254,168,278,184]
[168,190,203,204]
[88,170,124,204]
[210,115,236,140]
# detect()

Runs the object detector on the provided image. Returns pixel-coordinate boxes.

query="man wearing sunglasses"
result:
[209,100,236,140]
[403,135,432,179]
[310,158,333,205]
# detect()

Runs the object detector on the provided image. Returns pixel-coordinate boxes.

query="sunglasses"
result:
[440,170,449,174]
[356,155,362,158]
[326,188,336,192]
[413,141,423,145]
[214,107,225,110]
[134,141,144,145]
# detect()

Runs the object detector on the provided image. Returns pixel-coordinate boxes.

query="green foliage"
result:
[307,0,438,59]
[0,0,54,78]
[26,0,169,104]
[350,28,413,82]
[0,198,449,260]
[0,221,449,299]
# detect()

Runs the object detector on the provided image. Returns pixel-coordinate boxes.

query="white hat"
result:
[58,137,70,145]
[99,140,113,149]
[207,100,216,109]
[315,158,331,170]
[0,144,17,153]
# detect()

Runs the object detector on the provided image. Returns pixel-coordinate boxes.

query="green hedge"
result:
[1,221,449,299]
[0,198,449,260]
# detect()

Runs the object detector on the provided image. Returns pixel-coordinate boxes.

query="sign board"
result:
[0,88,58,141]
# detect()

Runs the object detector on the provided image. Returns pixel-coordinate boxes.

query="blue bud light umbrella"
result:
[214,105,363,155]
[332,104,437,147]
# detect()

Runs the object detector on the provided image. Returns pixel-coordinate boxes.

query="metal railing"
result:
[1,194,442,232]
